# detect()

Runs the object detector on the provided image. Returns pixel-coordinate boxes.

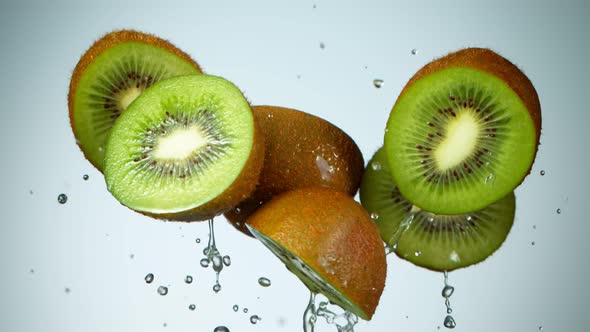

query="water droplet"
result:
[185,275,193,284]
[243,308,249,313]
[188,304,196,311]
[443,315,456,329]
[195,238,201,244]
[129,253,135,259]
[538,326,543,331]
[163,322,167,327]
[258,277,271,287]
[233,305,239,312]
[157,286,168,296]
[57,193,68,204]
[29,268,35,274]
[213,284,221,293]
[556,208,561,214]
[222,255,231,266]
[466,215,472,222]
[145,273,154,284]
[484,173,496,184]
[200,258,210,268]
[442,285,454,298]
[373,79,384,88]
[29,190,33,195]
[371,161,382,171]
[540,170,545,176]
[313,4,317,8]
[533,225,537,230]
[214,326,230,332]
[411,48,418,55]
[370,212,379,220]
[250,315,261,324]
[64,287,71,294]
[234,207,241,214]
[531,241,536,246]
[319,42,325,49]
[414,250,422,256]
[447,307,453,314]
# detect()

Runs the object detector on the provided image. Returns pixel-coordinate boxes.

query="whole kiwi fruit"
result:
[224,105,364,235]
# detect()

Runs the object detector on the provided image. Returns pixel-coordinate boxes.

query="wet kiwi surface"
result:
[360,147,515,271]
[69,30,202,171]
[224,105,364,235]
[247,187,387,320]
[103,75,264,221]
[384,48,541,215]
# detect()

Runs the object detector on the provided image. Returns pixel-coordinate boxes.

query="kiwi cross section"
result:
[71,38,201,171]
[385,67,537,215]
[104,75,256,217]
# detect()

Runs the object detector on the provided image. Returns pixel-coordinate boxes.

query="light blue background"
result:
[0,0,588,331]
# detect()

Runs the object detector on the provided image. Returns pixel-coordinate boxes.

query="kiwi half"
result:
[247,187,386,320]
[69,30,202,171]
[360,147,515,271]
[384,48,541,215]
[225,105,364,235]
[104,75,264,221]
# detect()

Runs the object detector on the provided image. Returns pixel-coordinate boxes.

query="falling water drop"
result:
[145,273,154,284]
[442,285,454,298]
[57,193,68,204]
[540,170,545,176]
[223,255,231,266]
[214,326,230,332]
[411,48,418,55]
[233,305,239,312]
[83,174,89,180]
[373,79,384,88]
[195,238,201,244]
[243,308,249,313]
[185,275,193,284]
[188,304,196,311]
[556,208,561,214]
[213,283,221,293]
[443,315,456,329]
[258,277,271,287]
[200,258,210,267]
[370,212,379,220]
[157,286,168,296]
[371,161,382,171]
[250,315,262,324]
[319,42,325,49]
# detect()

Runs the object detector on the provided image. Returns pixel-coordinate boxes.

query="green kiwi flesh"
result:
[360,148,515,271]
[72,40,201,170]
[104,75,257,218]
[384,67,536,215]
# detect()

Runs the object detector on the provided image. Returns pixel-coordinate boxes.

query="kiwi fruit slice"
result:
[103,75,264,221]
[224,105,364,235]
[360,147,515,271]
[247,187,386,320]
[384,48,541,215]
[69,30,202,171]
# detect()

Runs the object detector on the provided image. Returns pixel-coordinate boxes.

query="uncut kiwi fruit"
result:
[103,75,264,221]
[69,29,202,171]
[224,105,364,235]
[384,48,541,215]
[247,187,386,320]
[360,147,515,271]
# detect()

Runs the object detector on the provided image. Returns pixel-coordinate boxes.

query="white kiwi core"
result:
[117,87,143,111]
[434,110,479,171]
[152,125,208,160]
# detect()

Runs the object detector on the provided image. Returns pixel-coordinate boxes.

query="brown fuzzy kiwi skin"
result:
[248,187,387,320]
[225,105,365,235]
[397,47,542,174]
[140,119,265,222]
[68,29,203,171]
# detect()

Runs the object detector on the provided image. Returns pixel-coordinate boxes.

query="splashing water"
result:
[442,271,456,329]
[385,209,418,254]
[201,219,230,293]
[304,292,358,332]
